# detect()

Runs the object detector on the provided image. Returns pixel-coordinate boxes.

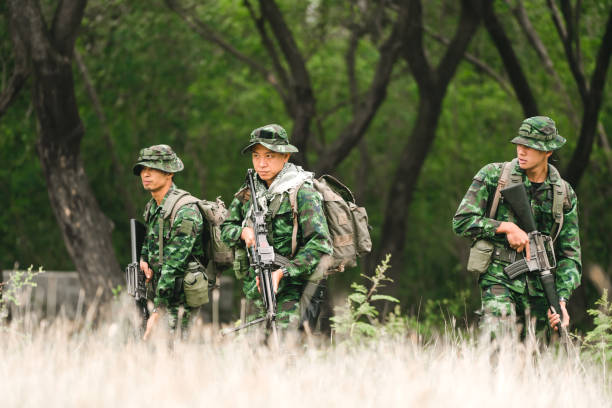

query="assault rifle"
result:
[222,169,280,347]
[501,184,569,341]
[125,219,149,329]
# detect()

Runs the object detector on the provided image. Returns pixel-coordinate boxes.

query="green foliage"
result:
[582,289,612,365]
[0,265,44,320]
[111,285,124,300]
[331,254,400,342]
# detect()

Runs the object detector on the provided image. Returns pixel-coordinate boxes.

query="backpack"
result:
[144,189,234,277]
[489,158,571,241]
[278,175,372,274]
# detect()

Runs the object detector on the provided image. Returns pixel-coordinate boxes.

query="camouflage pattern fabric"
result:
[133,144,184,175]
[453,160,581,334]
[221,164,333,327]
[241,124,299,154]
[141,184,204,331]
[480,284,550,340]
[510,116,566,151]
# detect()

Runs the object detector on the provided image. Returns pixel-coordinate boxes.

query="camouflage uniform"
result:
[453,117,581,337]
[134,145,205,332]
[221,124,333,328]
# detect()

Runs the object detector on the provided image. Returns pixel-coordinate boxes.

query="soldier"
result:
[220,124,333,330]
[132,145,205,340]
[453,116,581,339]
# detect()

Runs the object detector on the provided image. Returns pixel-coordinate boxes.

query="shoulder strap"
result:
[548,164,567,242]
[288,182,305,258]
[489,159,518,218]
[157,189,196,263]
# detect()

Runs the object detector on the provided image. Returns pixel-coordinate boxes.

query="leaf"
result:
[370,294,399,303]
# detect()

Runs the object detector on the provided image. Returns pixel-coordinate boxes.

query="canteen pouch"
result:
[467,239,494,274]
[183,261,209,307]
[233,247,249,280]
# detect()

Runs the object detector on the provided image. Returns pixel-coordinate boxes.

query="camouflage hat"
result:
[240,124,299,154]
[132,144,184,175]
[510,116,566,151]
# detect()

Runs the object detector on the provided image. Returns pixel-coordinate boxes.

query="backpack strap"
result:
[157,189,193,264]
[489,159,518,218]
[287,183,303,258]
[548,164,568,242]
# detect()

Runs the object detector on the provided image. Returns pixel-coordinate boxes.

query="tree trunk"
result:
[8,0,122,297]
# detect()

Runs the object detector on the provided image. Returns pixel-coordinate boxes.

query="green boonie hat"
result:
[510,116,566,151]
[240,124,299,154]
[132,144,184,175]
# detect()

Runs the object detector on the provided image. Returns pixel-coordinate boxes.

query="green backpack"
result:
[284,175,372,274]
[144,189,234,280]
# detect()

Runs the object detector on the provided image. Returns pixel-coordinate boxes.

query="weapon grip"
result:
[540,271,566,334]
[500,184,537,233]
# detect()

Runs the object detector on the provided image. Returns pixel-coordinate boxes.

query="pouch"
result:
[233,247,249,280]
[467,239,494,274]
[183,261,209,307]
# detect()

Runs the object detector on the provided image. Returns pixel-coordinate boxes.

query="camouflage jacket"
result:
[141,184,204,308]
[452,161,581,300]
[220,164,333,303]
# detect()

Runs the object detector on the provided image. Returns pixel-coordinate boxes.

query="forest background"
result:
[1,0,611,331]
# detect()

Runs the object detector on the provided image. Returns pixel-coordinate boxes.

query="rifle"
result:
[222,169,280,347]
[125,219,149,330]
[501,184,569,342]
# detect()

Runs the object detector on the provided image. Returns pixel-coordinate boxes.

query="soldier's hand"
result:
[498,221,531,259]
[255,270,283,294]
[140,261,153,283]
[241,227,256,248]
[143,310,161,341]
[547,301,570,331]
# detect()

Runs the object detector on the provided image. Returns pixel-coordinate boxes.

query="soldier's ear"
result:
[283,153,291,163]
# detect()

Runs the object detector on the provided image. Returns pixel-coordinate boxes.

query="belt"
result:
[491,245,519,264]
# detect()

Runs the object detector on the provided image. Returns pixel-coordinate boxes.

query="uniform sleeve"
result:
[285,185,333,278]
[554,184,582,300]
[220,197,246,247]
[154,205,204,308]
[452,163,503,240]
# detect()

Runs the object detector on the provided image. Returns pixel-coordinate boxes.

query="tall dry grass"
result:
[1,296,610,408]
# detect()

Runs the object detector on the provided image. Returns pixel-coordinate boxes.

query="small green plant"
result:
[582,289,612,366]
[0,265,44,320]
[331,254,399,341]
[111,284,124,299]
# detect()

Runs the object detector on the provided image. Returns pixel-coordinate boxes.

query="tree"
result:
[4,0,121,296]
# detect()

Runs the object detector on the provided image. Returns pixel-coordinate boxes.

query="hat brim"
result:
[510,134,566,151]
[241,141,299,155]
[132,159,184,175]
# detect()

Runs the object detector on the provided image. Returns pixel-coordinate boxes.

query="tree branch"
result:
[482,0,538,116]
[50,0,87,56]
[505,0,579,127]
[165,0,288,99]
[424,26,513,96]
[0,7,30,119]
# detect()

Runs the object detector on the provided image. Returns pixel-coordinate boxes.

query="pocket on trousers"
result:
[467,239,494,275]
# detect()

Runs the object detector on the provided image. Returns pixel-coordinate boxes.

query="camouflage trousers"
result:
[479,284,551,341]
[250,279,327,331]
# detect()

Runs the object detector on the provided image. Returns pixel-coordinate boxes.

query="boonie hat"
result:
[511,116,566,151]
[241,124,299,154]
[133,144,184,175]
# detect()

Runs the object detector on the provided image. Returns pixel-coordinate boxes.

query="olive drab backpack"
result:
[490,158,571,242]
[282,175,372,274]
[144,189,234,278]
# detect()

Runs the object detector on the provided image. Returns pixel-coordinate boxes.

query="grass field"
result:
[1,297,610,408]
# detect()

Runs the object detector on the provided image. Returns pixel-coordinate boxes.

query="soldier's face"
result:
[251,144,290,186]
[516,144,552,171]
[140,167,173,192]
